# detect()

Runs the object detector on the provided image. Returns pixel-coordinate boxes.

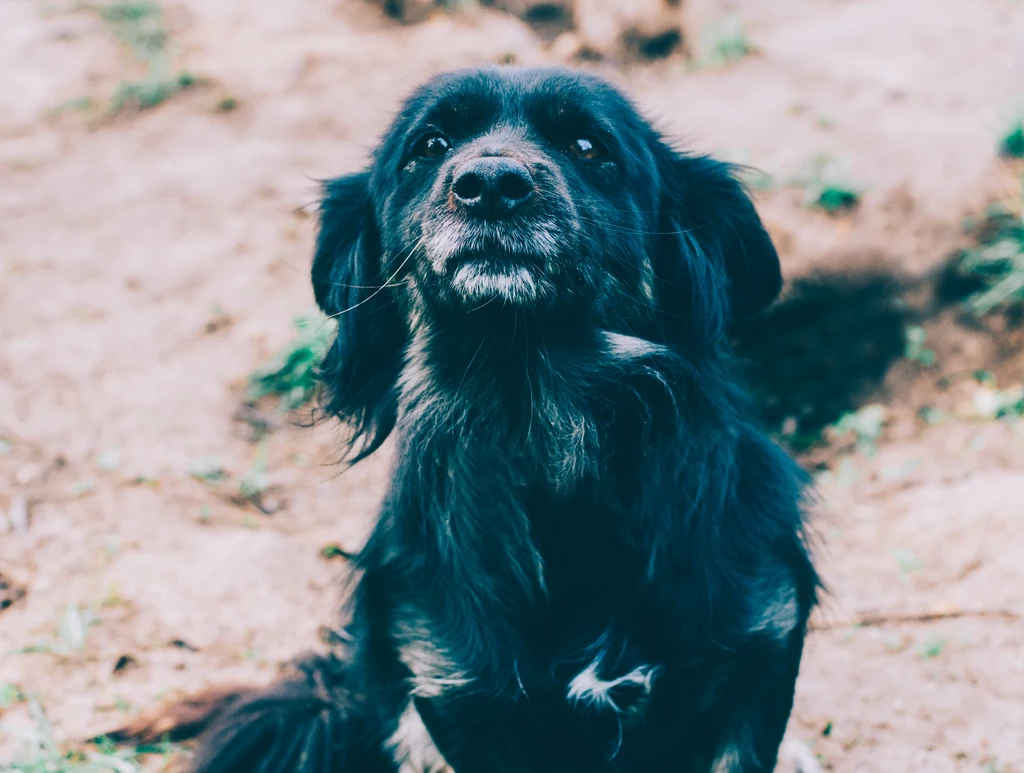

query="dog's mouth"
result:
[447,251,550,307]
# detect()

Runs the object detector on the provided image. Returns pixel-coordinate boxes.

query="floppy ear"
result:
[653,152,782,348]
[312,172,408,461]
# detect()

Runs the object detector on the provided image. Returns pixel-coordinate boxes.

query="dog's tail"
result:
[106,656,394,773]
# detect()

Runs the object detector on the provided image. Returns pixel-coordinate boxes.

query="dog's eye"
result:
[566,137,606,161]
[415,133,452,159]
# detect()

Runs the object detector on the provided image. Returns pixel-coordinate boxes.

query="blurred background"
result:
[2,1,1023,770]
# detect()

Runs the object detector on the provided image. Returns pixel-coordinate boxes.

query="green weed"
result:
[974,369,997,386]
[0,696,182,772]
[795,154,862,214]
[238,444,269,501]
[903,325,935,366]
[917,634,945,660]
[699,15,752,67]
[95,1,198,113]
[917,406,947,425]
[831,403,887,455]
[247,310,337,412]
[320,543,354,560]
[99,1,167,60]
[187,456,226,484]
[111,71,195,113]
[999,112,1024,158]
[0,682,24,708]
[954,187,1024,315]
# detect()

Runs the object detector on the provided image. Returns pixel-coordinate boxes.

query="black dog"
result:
[152,66,819,773]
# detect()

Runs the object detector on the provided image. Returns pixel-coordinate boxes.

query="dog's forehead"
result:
[398,67,633,131]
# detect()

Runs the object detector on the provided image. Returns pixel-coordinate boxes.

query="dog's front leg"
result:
[708,639,818,773]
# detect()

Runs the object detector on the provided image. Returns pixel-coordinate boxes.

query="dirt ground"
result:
[2,0,1024,771]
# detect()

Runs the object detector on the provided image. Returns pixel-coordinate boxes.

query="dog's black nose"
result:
[452,157,535,218]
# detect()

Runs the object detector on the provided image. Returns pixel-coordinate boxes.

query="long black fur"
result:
[192,67,819,773]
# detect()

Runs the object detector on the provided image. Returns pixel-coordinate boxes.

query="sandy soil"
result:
[2,1,1023,771]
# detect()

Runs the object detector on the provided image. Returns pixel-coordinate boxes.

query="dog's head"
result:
[313,67,782,455]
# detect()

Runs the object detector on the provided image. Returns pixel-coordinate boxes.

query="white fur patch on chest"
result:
[396,637,471,699]
[387,702,452,773]
[567,656,659,716]
[393,613,472,699]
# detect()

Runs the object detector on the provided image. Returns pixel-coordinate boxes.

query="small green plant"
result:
[796,154,862,214]
[831,403,887,455]
[95,1,198,114]
[999,111,1024,158]
[187,455,226,483]
[99,1,167,60]
[320,543,353,560]
[111,71,196,112]
[917,633,945,660]
[917,406,946,425]
[248,310,338,411]
[699,14,752,67]
[903,325,935,366]
[954,189,1024,315]
[974,369,997,386]
[0,681,24,708]
[0,696,182,772]
[238,444,269,501]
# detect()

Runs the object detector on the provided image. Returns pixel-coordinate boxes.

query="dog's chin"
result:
[449,258,550,309]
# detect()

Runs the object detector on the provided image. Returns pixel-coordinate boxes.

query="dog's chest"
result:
[394,498,660,711]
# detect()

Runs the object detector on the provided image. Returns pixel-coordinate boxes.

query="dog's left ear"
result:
[653,151,782,344]
[312,172,408,461]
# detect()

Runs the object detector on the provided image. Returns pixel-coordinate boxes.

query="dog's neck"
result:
[394,320,689,492]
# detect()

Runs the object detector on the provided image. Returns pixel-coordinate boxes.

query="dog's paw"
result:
[775,738,823,773]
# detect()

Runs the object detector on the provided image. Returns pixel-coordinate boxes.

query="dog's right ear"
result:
[312,172,407,461]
